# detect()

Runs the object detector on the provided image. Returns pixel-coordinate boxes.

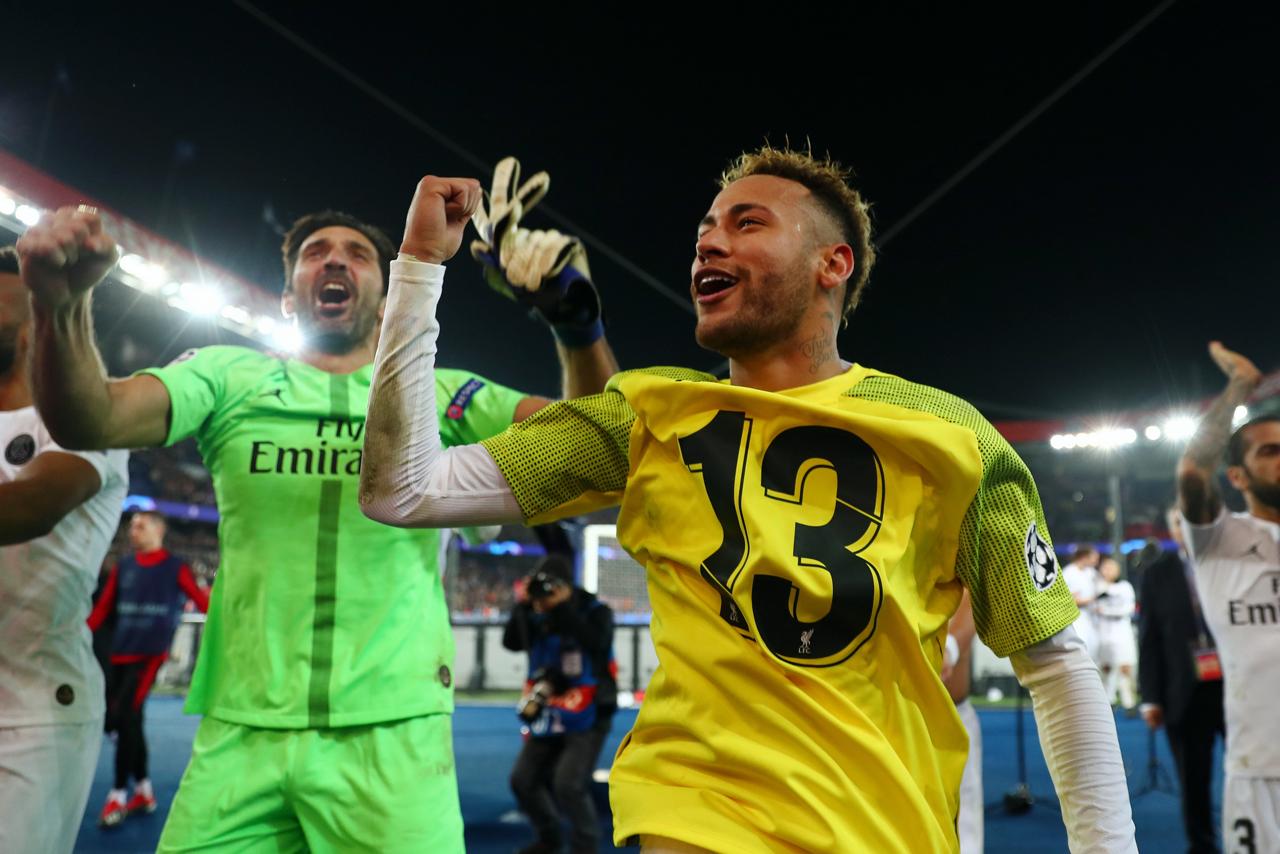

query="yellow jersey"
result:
[482,364,1077,853]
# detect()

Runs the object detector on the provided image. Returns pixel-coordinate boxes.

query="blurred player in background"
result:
[1093,556,1137,712]
[1061,545,1101,661]
[1177,342,1279,854]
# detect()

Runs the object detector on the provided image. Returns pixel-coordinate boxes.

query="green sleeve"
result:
[136,346,248,447]
[436,368,525,446]
[480,367,713,525]
[961,429,1079,656]
[845,373,1078,656]
[481,383,636,526]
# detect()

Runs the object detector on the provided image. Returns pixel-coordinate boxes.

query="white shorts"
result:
[1224,774,1280,854]
[1094,620,1137,668]
[956,699,983,854]
[0,721,102,854]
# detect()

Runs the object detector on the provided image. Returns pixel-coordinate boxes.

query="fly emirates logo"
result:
[248,417,365,477]
[1228,572,1280,627]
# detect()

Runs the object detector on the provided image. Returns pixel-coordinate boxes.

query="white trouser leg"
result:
[0,721,102,853]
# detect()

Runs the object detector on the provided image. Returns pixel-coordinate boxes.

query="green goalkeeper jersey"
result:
[142,345,524,728]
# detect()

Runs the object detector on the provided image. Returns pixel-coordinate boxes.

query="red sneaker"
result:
[125,791,157,815]
[98,796,128,827]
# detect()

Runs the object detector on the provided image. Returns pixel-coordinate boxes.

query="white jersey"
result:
[0,406,129,726]
[1062,562,1100,655]
[1094,579,1136,620]
[1182,510,1280,778]
[1093,579,1137,666]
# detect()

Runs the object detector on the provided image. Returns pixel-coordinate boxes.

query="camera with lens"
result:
[525,570,563,601]
[517,667,569,723]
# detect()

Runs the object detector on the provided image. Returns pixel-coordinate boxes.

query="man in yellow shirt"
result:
[359,150,1137,852]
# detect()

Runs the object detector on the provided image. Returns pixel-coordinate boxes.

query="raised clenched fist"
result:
[15,207,119,310]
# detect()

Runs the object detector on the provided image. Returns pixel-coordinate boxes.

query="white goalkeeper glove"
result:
[470,157,603,348]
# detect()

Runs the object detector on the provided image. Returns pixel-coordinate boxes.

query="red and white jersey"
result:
[1182,510,1280,778]
[0,406,129,726]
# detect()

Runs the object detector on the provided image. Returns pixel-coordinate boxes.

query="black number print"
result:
[679,412,884,665]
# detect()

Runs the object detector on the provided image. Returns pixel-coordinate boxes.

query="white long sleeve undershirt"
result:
[1011,626,1138,852]
[361,258,1137,852]
[360,257,522,529]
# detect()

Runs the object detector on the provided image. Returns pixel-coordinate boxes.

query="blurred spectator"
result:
[88,511,209,827]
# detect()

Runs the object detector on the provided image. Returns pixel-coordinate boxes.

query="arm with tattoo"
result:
[1177,341,1261,523]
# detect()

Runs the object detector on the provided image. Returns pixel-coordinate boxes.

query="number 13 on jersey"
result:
[677,410,885,668]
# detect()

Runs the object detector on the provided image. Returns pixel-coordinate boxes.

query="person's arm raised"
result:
[360,176,524,529]
[1177,341,1261,524]
[18,207,171,449]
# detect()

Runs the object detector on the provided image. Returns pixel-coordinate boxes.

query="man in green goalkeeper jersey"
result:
[16,174,616,851]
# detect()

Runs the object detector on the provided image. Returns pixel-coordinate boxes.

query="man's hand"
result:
[471,156,548,254]
[470,157,604,348]
[1208,341,1262,390]
[16,207,119,310]
[1179,341,1263,524]
[400,176,483,265]
[1141,704,1164,730]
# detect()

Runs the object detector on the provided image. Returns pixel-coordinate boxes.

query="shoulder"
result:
[145,345,276,383]
[1235,511,1279,534]
[843,369,989,432]
[605,366,720,395]
[170,344,269,367]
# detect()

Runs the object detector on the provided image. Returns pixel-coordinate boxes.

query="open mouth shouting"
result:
[692,267,740,305]
[314,274,355,318]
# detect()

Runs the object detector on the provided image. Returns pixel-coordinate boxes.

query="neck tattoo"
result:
[799,331,835,375]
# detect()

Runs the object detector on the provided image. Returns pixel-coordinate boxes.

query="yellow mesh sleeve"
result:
[844,374,1079,656]
[481,367,716,525]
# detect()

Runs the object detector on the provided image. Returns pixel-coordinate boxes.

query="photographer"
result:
[503,554,616,854]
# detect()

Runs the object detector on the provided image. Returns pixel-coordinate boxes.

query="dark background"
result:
[3,1,1275,416]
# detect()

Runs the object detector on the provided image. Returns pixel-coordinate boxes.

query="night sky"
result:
[3,2,1275,419]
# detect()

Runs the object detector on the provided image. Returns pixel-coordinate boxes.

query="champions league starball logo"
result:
[1025,522,1058,592]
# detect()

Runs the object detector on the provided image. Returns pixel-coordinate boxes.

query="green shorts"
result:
[158,713,462,853]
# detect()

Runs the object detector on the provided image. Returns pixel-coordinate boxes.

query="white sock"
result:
[108,788,127,804]
[134,778,153,799]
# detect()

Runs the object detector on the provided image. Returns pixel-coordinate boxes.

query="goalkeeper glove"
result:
[470,157,603,348]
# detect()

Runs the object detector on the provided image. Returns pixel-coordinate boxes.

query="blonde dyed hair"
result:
[720,145,876,323]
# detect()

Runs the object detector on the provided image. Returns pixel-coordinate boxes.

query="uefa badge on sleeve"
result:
[1025,522,1058,592]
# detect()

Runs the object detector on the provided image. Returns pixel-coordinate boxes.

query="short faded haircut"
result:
[720,145,876,323]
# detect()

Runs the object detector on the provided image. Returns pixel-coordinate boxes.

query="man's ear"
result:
[817,243,854,295]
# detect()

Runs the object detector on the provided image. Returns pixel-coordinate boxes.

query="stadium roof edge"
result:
[0,147,294,348]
